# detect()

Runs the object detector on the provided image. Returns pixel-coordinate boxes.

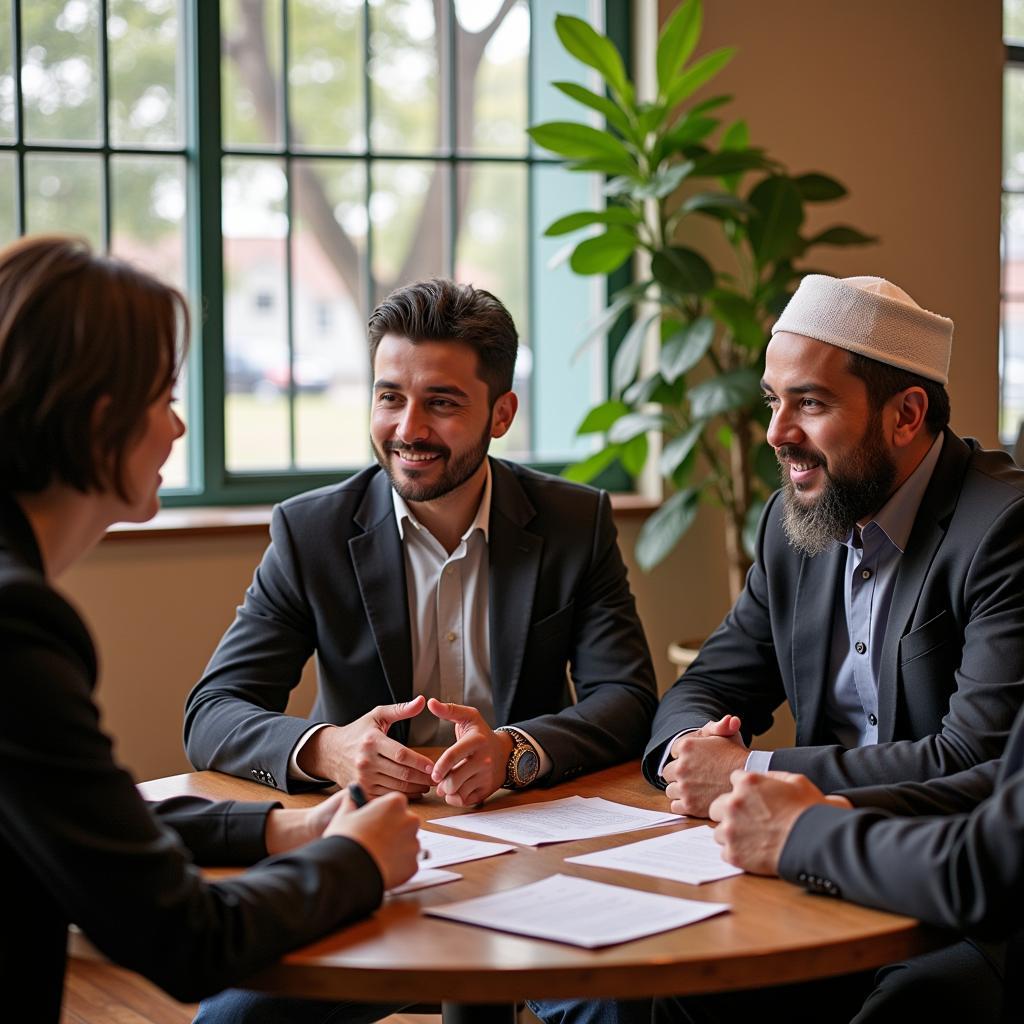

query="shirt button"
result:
[447,631,457,642]
[445,566,454,576]
[855,641,867,654]
[861,569,872,580]
[868,713,878,726]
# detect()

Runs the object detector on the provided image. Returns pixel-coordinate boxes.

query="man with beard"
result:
[643,274,1024,822]
[184,277,656,808]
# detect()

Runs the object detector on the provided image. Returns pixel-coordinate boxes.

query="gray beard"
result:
[778,438,897,557]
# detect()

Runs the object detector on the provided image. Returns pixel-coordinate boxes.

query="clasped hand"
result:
[300,694,512,806]
[663,714,750,817]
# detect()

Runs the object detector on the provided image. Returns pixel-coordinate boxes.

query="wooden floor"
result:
[61,961,443,1024]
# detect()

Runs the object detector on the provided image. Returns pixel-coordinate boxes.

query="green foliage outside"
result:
[528,0,876,597]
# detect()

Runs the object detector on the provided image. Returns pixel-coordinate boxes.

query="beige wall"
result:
[64,0,1002,781]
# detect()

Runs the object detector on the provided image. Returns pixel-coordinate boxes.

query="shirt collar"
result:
[392,459,492,545]
[844,432,944,554]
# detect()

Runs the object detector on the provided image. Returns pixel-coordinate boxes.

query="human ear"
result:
[490,391,518,438]
[890,387,928,448]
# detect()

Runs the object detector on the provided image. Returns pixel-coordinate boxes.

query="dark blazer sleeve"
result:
[768,495,1024,789]
[511,490,658,782]
[778,769,1024,938]
[148,796,280,866]
[642,492,787,786]
[1,581,383,1004]
[835,759,1001,817]
[183,504,325,789]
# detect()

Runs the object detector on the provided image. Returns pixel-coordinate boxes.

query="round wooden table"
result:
[130,759,945,1022]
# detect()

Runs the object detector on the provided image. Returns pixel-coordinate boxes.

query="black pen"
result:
[347,782,368,808]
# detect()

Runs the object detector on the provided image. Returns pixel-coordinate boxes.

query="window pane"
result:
[110,154,186,285]
[289,0,363,152]
[369,0,442,153]
[454,0,528,155]
[532,162,603,461]
[0,152,15,244]
[1008,0,1024,43]
[22,0,101,144]
[292,158,369,468]
[24,152,102,244]
[371,160,448,304]
[222,0,283,150]
[0,0,13,142]
[455,161,527,455]
[223,156,291,471]
[108,0,182,147]
[1006,67,1024,190]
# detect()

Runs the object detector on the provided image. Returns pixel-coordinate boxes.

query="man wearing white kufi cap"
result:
[635,274,1024,1022]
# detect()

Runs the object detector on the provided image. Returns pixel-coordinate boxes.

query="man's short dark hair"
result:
[0,235,188,499]
[846,351,951,434]
[367,278,518,402]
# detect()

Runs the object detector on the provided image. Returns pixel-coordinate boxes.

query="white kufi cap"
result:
[771,275,953,384]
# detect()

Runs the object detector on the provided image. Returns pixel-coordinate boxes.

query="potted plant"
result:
[528,0,876,601]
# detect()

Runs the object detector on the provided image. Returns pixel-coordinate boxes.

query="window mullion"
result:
[186,0,227,497]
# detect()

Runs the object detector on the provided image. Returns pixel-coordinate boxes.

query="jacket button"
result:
[266,772,276,787]
[250,769,258,778]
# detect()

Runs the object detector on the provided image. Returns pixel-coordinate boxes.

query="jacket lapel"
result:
[876,430,971,741]
[487,460,543,726]
[349,472,414,729]
[791,545,845,746]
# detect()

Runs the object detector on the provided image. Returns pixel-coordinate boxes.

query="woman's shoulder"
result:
[0,557,95,674]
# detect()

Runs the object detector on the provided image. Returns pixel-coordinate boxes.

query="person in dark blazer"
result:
[0,236,420,1024]
[688,698,1024,1023]
[183,278,658,809]
[646,275,1024,818]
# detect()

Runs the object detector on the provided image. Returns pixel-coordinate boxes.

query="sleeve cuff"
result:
[745,748,774,774]
[288,723,334,783]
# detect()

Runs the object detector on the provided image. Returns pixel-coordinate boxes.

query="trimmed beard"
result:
[779,414,897,557]
[372,419,492,503]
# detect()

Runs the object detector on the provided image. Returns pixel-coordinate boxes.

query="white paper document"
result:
[566,824,744,885]
[424,873,729,947]
[388,868,461,896]
[416,828,516,868]
[428,795,684,846]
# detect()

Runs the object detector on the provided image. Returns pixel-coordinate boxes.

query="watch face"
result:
[517,748,540,783]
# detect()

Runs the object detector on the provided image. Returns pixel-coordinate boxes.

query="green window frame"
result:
[0,0,631,506]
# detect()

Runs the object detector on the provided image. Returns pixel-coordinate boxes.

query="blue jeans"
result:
[528,999,652,1024]
[192,990,403,1023]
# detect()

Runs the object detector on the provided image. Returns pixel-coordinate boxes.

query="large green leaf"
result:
[570,227,637,275]
[624,372,684,406]
[555,15,633,105]
[719,119,750,191]
[709,289,764,348]
[545,207,640,237]
[656,0,702,94]
[747,175,804,266]
[633,160,694,200]
[612,311,659,393]
[754,440,780,490]
[636,488,700,570]
[528,121,634,164]
[742,497,768,562]
[689,94,733,117]
[806,224,879,246]
[688,367,762,418]
[793,172,847,201]
[691,148,768,177]
[652,246,714,297]
[659,316,716,382]
[659,115,718,158]
[572,294,635,360]
[608,411,671,444]
[563,443,621,484]
[620,433,650,476]
[663,47,735,108]
[552,81,633,139]
[576,399,630,435]
[680,191,756,216]
[659,421,704,476]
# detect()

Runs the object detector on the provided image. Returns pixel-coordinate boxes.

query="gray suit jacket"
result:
[184,458,658,792]
[779,701,1024,939]
[644,431,1024,792]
